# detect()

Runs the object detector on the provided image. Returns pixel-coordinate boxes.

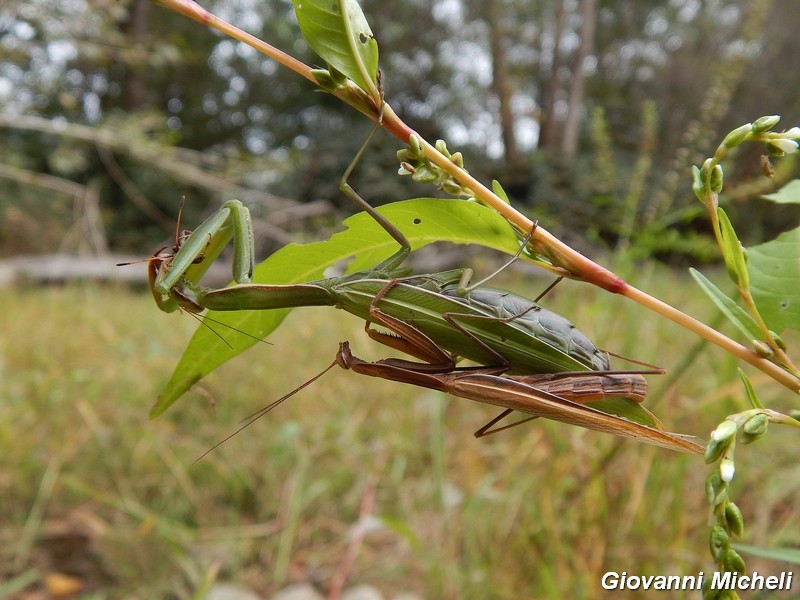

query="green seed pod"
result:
[705,437,728,464]
[723,548,746,574]
[692,165,706,201]
[722,124,752,149]
[408,134,423,160]
[699,158,713,181]
[752,340,773,358]
[411,165,438,184]
[328,65,349,86]
[435,139,451,158]
[751,115,780,134]
[449,151,464,168]
[740,414,769,444]
[742,413,769,436]
[706,471,726,505]
[701,578,718,600]
[711,420,738,443]
[441,179,468,197]
[709,525,730,560]
[739,431,758,445]
[310,69,341,92]
[724,501,744,537]
[768,330,786,351]
[710,164,724,193]
[702,579,733,600]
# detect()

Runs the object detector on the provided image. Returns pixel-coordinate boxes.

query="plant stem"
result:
[384,107,800,393]
[700,151,797,371]
[154,0,316,84]
[151,0,800,395]
[381,105,627,292]
[624,286,800,392]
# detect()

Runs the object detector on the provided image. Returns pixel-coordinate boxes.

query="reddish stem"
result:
[152,0,800,395]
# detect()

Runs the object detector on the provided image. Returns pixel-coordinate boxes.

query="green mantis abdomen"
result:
[331,278,609,375]
[439,284,610,373]
[442,285,610,372]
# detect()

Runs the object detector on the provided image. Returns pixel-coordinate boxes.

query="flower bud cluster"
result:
[397,136,473,198]
[702,410,774,599]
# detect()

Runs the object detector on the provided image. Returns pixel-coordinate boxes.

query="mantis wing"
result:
[445,373,704,455]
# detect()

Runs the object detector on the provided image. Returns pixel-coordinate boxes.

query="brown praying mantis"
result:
[338,342,702,453]
[144,120,703,454]
[198,326,703,459]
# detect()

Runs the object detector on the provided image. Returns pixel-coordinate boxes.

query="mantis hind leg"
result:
[473,409,541,438]
[363,279,458,369]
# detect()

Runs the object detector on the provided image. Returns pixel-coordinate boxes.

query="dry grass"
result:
[1,272,798,599]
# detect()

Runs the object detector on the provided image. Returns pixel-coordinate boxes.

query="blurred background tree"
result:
[1,0,798,262]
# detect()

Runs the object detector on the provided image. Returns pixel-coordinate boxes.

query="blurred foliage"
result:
[1,0,799,260]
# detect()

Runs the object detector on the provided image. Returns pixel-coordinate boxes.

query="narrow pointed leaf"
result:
[716,208,749,289]
[689,268,762,341]
[737,368,765,409]
[733,544,800,565]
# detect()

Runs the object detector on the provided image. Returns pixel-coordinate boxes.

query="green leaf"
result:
[691,165,705,201]
[586,397,662,428]
[151,198,524,417]
[689,268,762,341]
[491,180,511,204]
[762,179,800,204]
[733,544,800,565]
[716,208,749,289]
[292,0,379,95]
[748,226,800,332]
[737,368,765,409]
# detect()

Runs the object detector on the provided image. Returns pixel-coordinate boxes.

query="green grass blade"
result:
[733,543,800,565]
[152,198,523,416]
[689,268,762,341]
[292,0,379,95]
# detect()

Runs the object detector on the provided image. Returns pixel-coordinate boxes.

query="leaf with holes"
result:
[151,198,524,416]
[292,0,379,96]
[748,226,800,332]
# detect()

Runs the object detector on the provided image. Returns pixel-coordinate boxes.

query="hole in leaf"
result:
[413,218,422,225]
[324,255,356,278]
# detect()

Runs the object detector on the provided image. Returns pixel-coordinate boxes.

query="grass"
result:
[1,271,798,599]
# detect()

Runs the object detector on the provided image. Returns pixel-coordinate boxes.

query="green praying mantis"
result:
[149,124,610,376]
[144,123,703,455]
